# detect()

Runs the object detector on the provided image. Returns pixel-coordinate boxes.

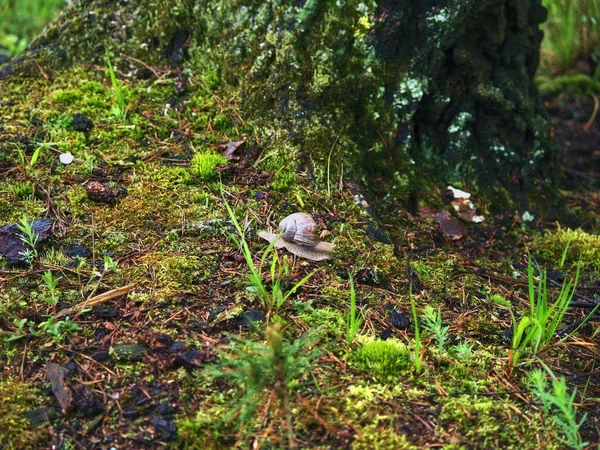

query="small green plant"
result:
[4,318,32,342]
[509,256,580,366]
[207,324,320,447]
[452,340,476,365]
[528,368,588,449]
[422,305,449,355]
[190,152,227,181]
[42,270,61,306]
[409,286,423,372]
[37,316,81,341]
[105,51,127,120]
[84,254,119,299]
[346,272,363,345]
[16,215,38,266]
[222,195,315,311]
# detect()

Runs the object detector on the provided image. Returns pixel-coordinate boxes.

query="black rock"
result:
[25,407,58,425]
[154,401,172,416]
[167,342,186,353]
[72,113,94,132]
[380,329,393,340]
[72,384,104,417]
[122,409,140,419]
[241,309,266,326]
[63,243,92,260]
[91,351,110,361]
[390,309,410,330]
[175,350,214,370]
[92,305,119,318]
[0,218,53,265]
[153,418,177,441]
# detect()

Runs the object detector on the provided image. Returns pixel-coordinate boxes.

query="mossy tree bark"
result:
[2,0,552,203]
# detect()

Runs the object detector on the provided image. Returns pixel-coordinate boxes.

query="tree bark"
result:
[1,0,554,204]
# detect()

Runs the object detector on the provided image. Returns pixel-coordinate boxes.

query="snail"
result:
[258,212,334,261]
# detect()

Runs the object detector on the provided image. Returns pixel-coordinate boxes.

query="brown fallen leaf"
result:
[46,362,73,414]
[219,140,245,160]
[419,207,467,240]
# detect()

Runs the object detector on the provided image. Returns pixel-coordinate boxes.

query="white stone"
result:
[59,152,74,165]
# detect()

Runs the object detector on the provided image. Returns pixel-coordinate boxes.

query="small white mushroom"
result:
[258,212,334,261]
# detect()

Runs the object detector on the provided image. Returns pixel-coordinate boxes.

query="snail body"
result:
[258,213,334,261]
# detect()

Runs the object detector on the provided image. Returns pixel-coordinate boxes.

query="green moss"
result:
[533,226,600,271]
[536,74,600,97]
[189,151,227,181]
[0,379,46,449]
[352,422,417,450]
[299,306,345,341]
[272,169,297,192]
[438,395,551,449]
[352,337,411,377]
[49,88,82,105]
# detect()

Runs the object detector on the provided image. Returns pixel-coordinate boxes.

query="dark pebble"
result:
[92,305,119,318]
[154,402,172,416]
[25,406,58,425]
[390,309,410,330]
[167,342,187,353]
[0,218,53,266]
[380,329,393,340]
[241,309,266,326]
[176,350,214,370]
[72,384,104,417]
[72,113,94,132]
[63,243,92,260]
[91,351,110,361]
[122,409,140,419]
[153,418,177,441]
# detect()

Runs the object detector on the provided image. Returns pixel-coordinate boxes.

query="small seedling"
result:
[422,305,449,355]
[16,215,39,265]
[409,285,423,372]
[207,324,320,447]
[509,256,580,366]
[528,368,588,449]
[37,316,81,342]
[105,51,127,120]
[346,272,363,345]
[42,270,61,306]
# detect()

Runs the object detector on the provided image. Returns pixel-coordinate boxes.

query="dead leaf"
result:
[419,207,467,240]
[46,363,73,414]
[219,140,245,160]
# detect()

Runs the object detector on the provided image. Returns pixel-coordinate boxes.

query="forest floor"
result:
[0,61,599,450]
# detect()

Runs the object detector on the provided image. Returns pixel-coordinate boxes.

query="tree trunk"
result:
[1,0,553,204]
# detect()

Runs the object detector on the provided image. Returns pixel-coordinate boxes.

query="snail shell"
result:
[279,212,320,247]
[258,213,334,261]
